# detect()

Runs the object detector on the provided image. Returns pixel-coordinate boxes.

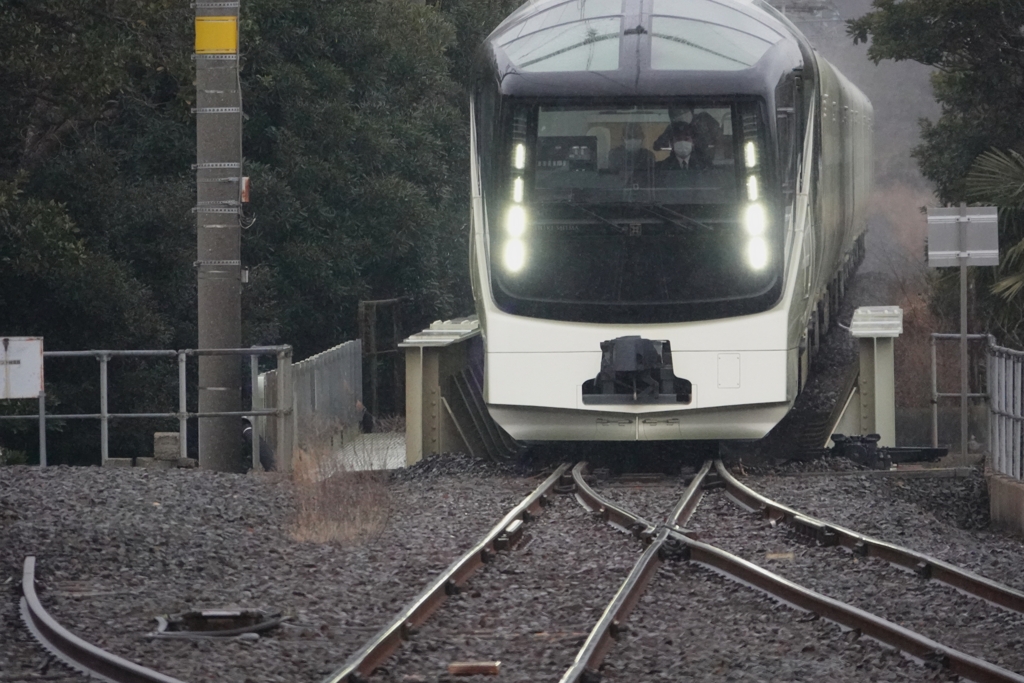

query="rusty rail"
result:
[321,463,571,683]
[568,461,1024,683]
[570,461,657,536]
[560,461,713,683]
[673,532,1024,683]
[21,556,187,683]
[715,460,1024,614]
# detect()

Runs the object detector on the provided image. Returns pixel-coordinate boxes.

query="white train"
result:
[469,0,872,442]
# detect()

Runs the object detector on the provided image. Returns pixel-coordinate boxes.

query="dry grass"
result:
[289,417,391,545]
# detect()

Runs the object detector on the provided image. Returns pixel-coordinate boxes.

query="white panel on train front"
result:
[483,306,789,354]
[485,349,787,411]
[717,353,741,389]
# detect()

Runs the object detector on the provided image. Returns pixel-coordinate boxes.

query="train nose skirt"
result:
[581,336,692,405]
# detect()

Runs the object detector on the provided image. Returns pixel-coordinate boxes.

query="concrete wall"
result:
[986,456,1024,536]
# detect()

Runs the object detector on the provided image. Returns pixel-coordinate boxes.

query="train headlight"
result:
[507,205,526,237]
[746,175,759,201]
[744,141,757,169]
[513,177,524,203]
[514,143,526,170]
[503,239,526,272]
[747,237,768,270]
[743,202,766,236]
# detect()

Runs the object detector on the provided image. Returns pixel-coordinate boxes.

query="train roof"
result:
[480,0,810,99]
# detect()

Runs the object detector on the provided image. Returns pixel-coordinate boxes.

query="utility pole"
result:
[194,4,244,471]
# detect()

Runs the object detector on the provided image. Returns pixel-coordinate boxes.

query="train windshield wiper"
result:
[642,203,715,232]
[543,199,623,230]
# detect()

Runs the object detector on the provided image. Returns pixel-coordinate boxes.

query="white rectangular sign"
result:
[0,337,43,399]
[927,206,999,267]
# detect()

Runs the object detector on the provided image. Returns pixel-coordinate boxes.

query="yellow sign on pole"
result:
[195,16,238,54]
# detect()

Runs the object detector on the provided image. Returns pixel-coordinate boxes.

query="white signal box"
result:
[0,337,43,399]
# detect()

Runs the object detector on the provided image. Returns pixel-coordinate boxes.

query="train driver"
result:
[655,121,712,171]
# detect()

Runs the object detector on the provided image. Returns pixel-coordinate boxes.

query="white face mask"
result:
[673,140,694,157]
[624,138,643,152]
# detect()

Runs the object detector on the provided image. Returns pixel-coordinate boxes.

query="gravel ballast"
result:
[602,560,958,682]
[368,494,642,682]
[688,486,1024,675]
[1,454,536,682]
[4,455,1024,682]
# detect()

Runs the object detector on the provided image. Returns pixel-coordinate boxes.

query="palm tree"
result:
[966,148,1024,300]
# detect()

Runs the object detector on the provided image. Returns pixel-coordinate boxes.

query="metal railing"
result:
[0,346,293,469]
[256,340,361,454]
[989,341,1024,479]
[930,333,991,448]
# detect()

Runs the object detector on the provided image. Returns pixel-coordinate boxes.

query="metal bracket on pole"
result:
[193,162,241,170]
[192,207,241,214]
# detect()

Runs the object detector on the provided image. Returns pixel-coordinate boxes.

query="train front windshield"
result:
[487,101,783,324]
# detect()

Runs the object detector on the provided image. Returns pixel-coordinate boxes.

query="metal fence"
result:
[930,333,991,448]
[0,346,293,468]
[989,341,1024,479]
[256,339,361,456]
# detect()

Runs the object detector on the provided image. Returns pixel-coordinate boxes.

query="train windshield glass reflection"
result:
[491,101,780,323]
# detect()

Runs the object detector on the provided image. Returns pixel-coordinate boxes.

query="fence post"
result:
[990,350,999,474]
[178,351,188,460]
[250,353,259,471]
[276,348,293,472]
[99,353,109,466]
[930,335,938,448]
[1001,354,1009,475]
[1015,358,1021,479]
[38,391,46,468]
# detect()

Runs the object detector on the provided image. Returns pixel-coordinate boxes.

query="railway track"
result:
[19,556,186,683]
[16,459,1024,683]
[577,461,1024,683]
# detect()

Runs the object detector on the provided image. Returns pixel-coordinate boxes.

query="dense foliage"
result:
[849,0,1024,347]
[849,0,1024,203]
[0,0,518,463]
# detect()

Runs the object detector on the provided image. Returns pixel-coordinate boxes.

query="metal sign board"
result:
[927,206,999,267]
[0,337,43,399]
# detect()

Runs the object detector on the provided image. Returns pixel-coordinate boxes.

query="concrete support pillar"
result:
[850,306,903,447]
[401,319,479,465]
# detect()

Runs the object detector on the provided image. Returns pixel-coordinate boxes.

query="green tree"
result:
[849,1,1024,348]
[848,0,1024,203]
[962,149,1024,345]
[1,0,507,462]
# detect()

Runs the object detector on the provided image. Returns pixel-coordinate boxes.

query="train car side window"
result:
[775,69,801,203]
[474,81,500,205]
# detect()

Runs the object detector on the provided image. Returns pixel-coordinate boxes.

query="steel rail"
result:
[20,556,188,683]
[570,461,657,535]
[560,460,713,683]
[715,460,1024,614]
[673,531,1024,683]
[320,463,571,683]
